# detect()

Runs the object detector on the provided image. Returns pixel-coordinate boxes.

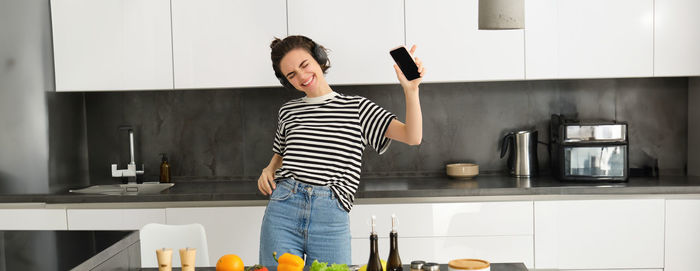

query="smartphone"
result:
[390,46,421,81]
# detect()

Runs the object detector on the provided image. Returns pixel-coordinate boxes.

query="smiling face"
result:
[279,48,331,97]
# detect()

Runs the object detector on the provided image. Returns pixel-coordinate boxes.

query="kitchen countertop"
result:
[3,174,700,207]
[67,228,527,271]
[138,263,528,271]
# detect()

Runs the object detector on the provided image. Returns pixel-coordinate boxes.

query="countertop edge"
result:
[26,193,700,209]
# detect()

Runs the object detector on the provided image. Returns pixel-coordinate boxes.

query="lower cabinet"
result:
[0,207,67,230]
[350,201,534,267]
[165,206,266,266]
[556,270,662,271]
[534,199,665,270]
[44,196,698,270]
[66,208,166,230]
[665,199,700,271]
[351,236,533,267]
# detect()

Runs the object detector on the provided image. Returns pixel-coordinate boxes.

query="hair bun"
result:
[270,37,283,49]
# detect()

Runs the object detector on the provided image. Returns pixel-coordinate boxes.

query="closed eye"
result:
[285,59,310,80]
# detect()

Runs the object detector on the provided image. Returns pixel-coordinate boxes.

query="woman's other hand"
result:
[393,44,426,93]
[257,167,276,196]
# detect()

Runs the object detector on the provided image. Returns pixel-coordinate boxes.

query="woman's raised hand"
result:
[393,44,426,93]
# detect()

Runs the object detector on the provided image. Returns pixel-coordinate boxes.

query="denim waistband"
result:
[276,178,334,198]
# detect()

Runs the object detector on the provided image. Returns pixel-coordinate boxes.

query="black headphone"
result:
[278,37,329,89]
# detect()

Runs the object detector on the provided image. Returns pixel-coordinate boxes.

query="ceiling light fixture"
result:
[478,0,525,30]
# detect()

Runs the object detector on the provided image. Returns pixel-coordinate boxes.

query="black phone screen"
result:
[390,47,421,81]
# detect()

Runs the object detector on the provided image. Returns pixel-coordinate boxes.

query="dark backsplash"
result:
[83,77,688,184]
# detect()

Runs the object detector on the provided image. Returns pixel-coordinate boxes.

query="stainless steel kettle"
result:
[500,130,539,177]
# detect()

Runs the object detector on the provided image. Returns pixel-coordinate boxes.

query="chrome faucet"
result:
[111,127,144,183]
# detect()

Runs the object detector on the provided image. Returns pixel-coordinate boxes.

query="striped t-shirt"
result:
[272,91,396,212]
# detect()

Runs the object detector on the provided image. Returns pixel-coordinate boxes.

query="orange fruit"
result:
[216,254,244,271]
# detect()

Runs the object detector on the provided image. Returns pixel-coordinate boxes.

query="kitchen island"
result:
[63,227,528,271]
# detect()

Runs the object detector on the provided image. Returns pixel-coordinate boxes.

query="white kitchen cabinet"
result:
[0,208,67,230]
[287,0,404,86]
[166,206,265,265]
[350,202,533,238]
[560,270,661,271]
[171,0,287,89]
[525,0,654,79]
[534,199,664,270]
[351,235,533,267]
[66,208,166,230]
[50,0,173,91]
[350,202,533,267]
[665,199,700,271]
[405,0,525,82]
[654,0,700,76]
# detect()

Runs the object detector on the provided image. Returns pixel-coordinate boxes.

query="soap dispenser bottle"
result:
[159,153,171,183]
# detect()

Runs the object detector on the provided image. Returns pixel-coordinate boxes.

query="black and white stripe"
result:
[272,92,395,212]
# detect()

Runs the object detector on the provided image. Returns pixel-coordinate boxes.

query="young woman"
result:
[258,35,425,266]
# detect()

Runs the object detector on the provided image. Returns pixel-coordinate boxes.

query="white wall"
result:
[0,0,88,194]
[0,0,54,193]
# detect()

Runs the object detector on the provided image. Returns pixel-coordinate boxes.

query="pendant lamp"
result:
[478,0,525,30]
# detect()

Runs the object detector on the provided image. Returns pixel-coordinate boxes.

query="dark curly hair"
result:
[270,35,330,84]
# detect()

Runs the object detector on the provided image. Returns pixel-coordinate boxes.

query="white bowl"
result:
[446,163,479,179]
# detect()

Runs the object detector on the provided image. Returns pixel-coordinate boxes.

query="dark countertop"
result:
[138,263,527,271]
[0,230,134,270]
[3,174,700,206]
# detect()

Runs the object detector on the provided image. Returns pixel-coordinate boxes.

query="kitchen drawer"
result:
[0,209,67,230]
[350,201,533,238]
[66,209,166,230]
[351,235,533,268]
[534,199,664,269]
[166,206,266,265]
[564,270,661,271]
[665,199,700,271]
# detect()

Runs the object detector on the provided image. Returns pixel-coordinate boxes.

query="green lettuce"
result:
[310,260,328,271]
[328,263,349,271]
[309,260,349,271]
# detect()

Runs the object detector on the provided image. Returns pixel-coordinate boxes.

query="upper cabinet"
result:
[525,0,654,80]
[287,0,404,86]
[654,0,700,76]
[51,0,173,91]
[406,0,524,82]
[171,0,286,89]
[50,0,698,91]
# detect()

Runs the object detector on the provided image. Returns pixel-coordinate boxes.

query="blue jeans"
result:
[259,178,351,266]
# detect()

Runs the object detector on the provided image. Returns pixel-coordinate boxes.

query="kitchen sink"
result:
[69,183,174,195]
